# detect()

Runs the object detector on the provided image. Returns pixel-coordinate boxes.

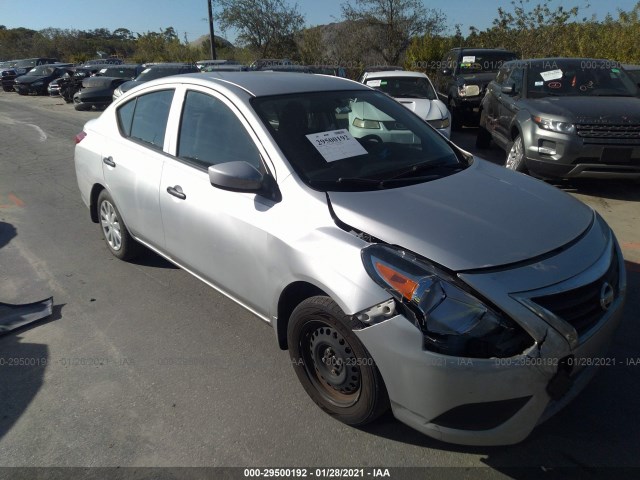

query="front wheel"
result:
[97,190,140,260]
[506,135,528,173]
[288,296,389,426]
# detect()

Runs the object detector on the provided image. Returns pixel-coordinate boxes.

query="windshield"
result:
[251,90,464,192]
[15,59,39,68]
[26,65,56,76]
[97,67,139,78]
[457,52,517,74]
[364,76,437,100]
[527,60,639,98]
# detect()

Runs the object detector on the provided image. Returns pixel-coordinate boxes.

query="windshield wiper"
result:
[385,161,463,182]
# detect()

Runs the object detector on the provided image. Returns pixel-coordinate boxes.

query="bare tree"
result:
[341,0,446,65]
[217,0,305,58]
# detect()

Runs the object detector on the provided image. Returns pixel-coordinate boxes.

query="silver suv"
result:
[477,58,640,179]
[75,72,626,445]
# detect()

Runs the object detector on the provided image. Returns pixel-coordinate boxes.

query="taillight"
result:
[74,131,87,144]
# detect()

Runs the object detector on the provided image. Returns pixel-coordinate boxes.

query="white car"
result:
[360,70,451,138]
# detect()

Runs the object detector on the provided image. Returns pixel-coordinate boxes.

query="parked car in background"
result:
[83,57,123,66]
[112,63,200,100]
[434,48,518,129]
[196,59,239,71]
[14,63,73,95]
[360,70,451,138]
[1,62,17,91]
[73,64,143,111]
[201,64,249,73]
[75,71,625,446]
[1,57,58,92]
[308,65,347,77]
[59,66,105,103]
[476,57,640,180]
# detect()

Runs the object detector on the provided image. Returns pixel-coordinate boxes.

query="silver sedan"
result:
[74,72,626,446]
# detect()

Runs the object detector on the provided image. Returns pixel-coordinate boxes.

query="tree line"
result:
[1,0,639,77]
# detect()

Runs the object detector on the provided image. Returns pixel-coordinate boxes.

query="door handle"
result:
[103,156,116,167]
[166,185,186,200]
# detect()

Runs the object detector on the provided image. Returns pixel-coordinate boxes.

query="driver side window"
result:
[177,91,263,171]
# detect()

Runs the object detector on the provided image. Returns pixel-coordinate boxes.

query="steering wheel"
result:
[359,134,383,143]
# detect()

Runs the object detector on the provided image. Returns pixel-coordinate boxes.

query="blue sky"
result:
[0,0,638,43]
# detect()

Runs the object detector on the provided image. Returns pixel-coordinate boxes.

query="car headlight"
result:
[427,116,450,129]
[458,84,480,97]
[361,244,532,358]
[532,116,575,134]
[113,87,122,98]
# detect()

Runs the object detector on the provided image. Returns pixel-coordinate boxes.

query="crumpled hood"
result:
[328,160,594,271]
[82,76,124,89]
[394,98,447,121]
[521,96,640,123]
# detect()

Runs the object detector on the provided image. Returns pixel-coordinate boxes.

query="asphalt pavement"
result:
[0,92,639,476]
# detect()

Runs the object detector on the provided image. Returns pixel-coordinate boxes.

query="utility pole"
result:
[208,0,217,60]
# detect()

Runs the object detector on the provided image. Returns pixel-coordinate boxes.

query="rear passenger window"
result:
[177,90,262,170]
[116,89,174,149]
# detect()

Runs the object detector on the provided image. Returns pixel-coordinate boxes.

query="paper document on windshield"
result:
[306,130,368,162]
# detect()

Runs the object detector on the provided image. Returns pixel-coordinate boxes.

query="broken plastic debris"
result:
[0,297,53,334]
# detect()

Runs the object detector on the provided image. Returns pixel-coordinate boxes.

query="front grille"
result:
[531,248,619,337]
[576,123,640,140]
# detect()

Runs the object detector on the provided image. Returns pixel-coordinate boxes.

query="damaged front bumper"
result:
[354,215,626,446]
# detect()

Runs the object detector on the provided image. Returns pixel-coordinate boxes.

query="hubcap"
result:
[506,138,523,170]
[308,325,361,398]
[100,200,122,251]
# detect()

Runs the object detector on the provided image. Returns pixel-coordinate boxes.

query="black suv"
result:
[476,58,640,180]
[434,48,517,129]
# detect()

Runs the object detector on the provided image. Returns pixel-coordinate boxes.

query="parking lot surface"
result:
[0,92,638,474]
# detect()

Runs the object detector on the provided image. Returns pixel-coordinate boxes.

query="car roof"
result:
[145,63,197,69]
[362,71,427,79]
[162,71,366,97]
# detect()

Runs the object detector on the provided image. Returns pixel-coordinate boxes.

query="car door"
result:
[483,66,509,134]
[103,88,175,250]
[159,87,275,316]
[497,67,524,141]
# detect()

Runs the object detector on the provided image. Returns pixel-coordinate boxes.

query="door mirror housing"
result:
[501,84,515,95]
[209,161,282,202]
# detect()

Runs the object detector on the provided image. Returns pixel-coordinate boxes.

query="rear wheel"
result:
[506,135,528,173]
[288,296,389,426]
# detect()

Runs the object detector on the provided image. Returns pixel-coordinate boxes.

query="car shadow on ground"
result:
[359,261,640,474]
[127,247,178,270]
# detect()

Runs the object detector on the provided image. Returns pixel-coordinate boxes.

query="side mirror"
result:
[209,161,282,202]
[501,84,515,95]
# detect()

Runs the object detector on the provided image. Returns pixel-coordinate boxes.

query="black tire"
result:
[476,126,492,149]
[2,86,13,92]
[505,135,528,173]
[97,190,140,261]
[74,103,91,111]
[288,296,389,426]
